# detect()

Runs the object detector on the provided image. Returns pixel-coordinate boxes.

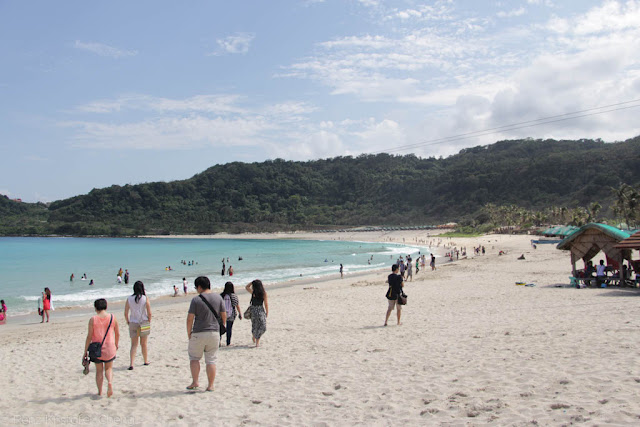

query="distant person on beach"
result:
[220,281,242,347]
[173,285,179,297]
[186,276,227,391]
[84,298,119,398]
[246,279,268,347]
[89,279,94,286]
[70,273,74,281]
[596,260,607,287]
[430,254,436,271]
[0,299,6,324]
[340,264,344,278]
[41,287,51,323]
[124,281,152,370]
[384,264,404,326]
[118,268,123,278]
[228,266,234,276]
[124,270,129,285]
[221,263,225,276]
[406,260,413,281]
[183,278,188,295]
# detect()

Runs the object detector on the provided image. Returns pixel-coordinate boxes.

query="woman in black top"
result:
[245,279,268,347]
[384,264,404,326]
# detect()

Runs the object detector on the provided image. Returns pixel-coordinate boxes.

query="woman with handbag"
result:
[124,281,152,370]
[83,298,120,397]
[220,281,242,346]
[245,280,268,347]
[384,264,404,326]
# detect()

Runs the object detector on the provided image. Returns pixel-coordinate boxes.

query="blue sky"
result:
[1,0,639,202]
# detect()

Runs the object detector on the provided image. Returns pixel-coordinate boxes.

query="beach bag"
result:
[199,295,226,335]
[243,306,252,320]
[397,293,408,305]
[88,315,113,362]
[139,321,151,337]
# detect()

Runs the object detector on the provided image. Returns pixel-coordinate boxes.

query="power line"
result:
[371,98,640,155]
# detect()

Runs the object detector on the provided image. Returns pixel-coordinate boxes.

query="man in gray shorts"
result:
[186,276,227,391]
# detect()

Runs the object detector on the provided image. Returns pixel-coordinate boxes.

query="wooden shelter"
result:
[557,223,632,276]
[614,231,640,250]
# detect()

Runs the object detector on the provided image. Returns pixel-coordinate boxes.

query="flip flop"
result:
[186,385,199,390]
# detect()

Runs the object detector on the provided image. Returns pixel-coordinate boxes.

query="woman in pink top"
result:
[83,298,120,397]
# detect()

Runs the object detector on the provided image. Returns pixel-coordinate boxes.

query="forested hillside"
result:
[2,136,640,236]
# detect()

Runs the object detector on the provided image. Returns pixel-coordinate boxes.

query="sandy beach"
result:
[2,231,640,426]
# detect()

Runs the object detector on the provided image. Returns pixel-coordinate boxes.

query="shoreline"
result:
[3,230,448,321]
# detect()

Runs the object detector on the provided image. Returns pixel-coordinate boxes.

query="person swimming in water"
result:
[89,279,94,286]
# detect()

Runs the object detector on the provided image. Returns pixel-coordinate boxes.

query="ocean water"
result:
[0,237,427,315]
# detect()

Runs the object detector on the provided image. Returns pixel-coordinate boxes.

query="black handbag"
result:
[199,295,226,335]
[88,314,113,362]
[397,292,408,305]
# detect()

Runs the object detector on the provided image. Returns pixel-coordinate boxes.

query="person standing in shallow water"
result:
[245,280,268,347]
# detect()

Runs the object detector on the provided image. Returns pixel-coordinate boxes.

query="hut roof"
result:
[557,223,632,263]
[542,225,579,237]
[615,231,640,250]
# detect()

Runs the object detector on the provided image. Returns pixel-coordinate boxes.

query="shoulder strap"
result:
[101,315,113,346]
[199,294,222,322]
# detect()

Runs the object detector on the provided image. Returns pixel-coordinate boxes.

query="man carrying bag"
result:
[185,276,227,391]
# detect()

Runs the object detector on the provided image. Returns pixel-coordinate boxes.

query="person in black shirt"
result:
[384,264,404,326]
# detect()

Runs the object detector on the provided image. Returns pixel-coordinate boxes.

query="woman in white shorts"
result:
[124,281,152,370]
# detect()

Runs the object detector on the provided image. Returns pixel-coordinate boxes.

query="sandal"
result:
[82,357,90,375]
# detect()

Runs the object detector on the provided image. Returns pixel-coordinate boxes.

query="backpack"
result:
[223,294,235,320]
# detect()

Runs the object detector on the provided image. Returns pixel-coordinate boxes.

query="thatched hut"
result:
[556,223,632,276]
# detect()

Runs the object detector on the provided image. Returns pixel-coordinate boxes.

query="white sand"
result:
[2,232,640,426]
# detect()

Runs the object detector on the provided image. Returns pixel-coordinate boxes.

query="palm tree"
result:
[589,202,601,223]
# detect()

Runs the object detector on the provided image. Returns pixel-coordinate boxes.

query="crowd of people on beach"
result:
[78,275,268,397]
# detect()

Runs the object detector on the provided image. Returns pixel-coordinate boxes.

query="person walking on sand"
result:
[220,281,242,346]
[41,287,52,323]
[124,281,152,370]
[245,280,268,347]
[340,264,344,278]
[430,253,436,271]
[183,277,188,295]
[384,264,404,326]
[83,298,120,398]
[186,276,227,391]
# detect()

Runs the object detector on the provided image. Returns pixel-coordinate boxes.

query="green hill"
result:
[2,136,640,236]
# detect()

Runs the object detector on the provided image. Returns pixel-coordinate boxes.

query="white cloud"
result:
[497,7,526,18]
[210,33,255,55]
[74,41,137,58]
[75,94,247,115]
[280,0,640,155]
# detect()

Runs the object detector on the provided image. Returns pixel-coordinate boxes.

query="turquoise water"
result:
[0,237,426,315]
